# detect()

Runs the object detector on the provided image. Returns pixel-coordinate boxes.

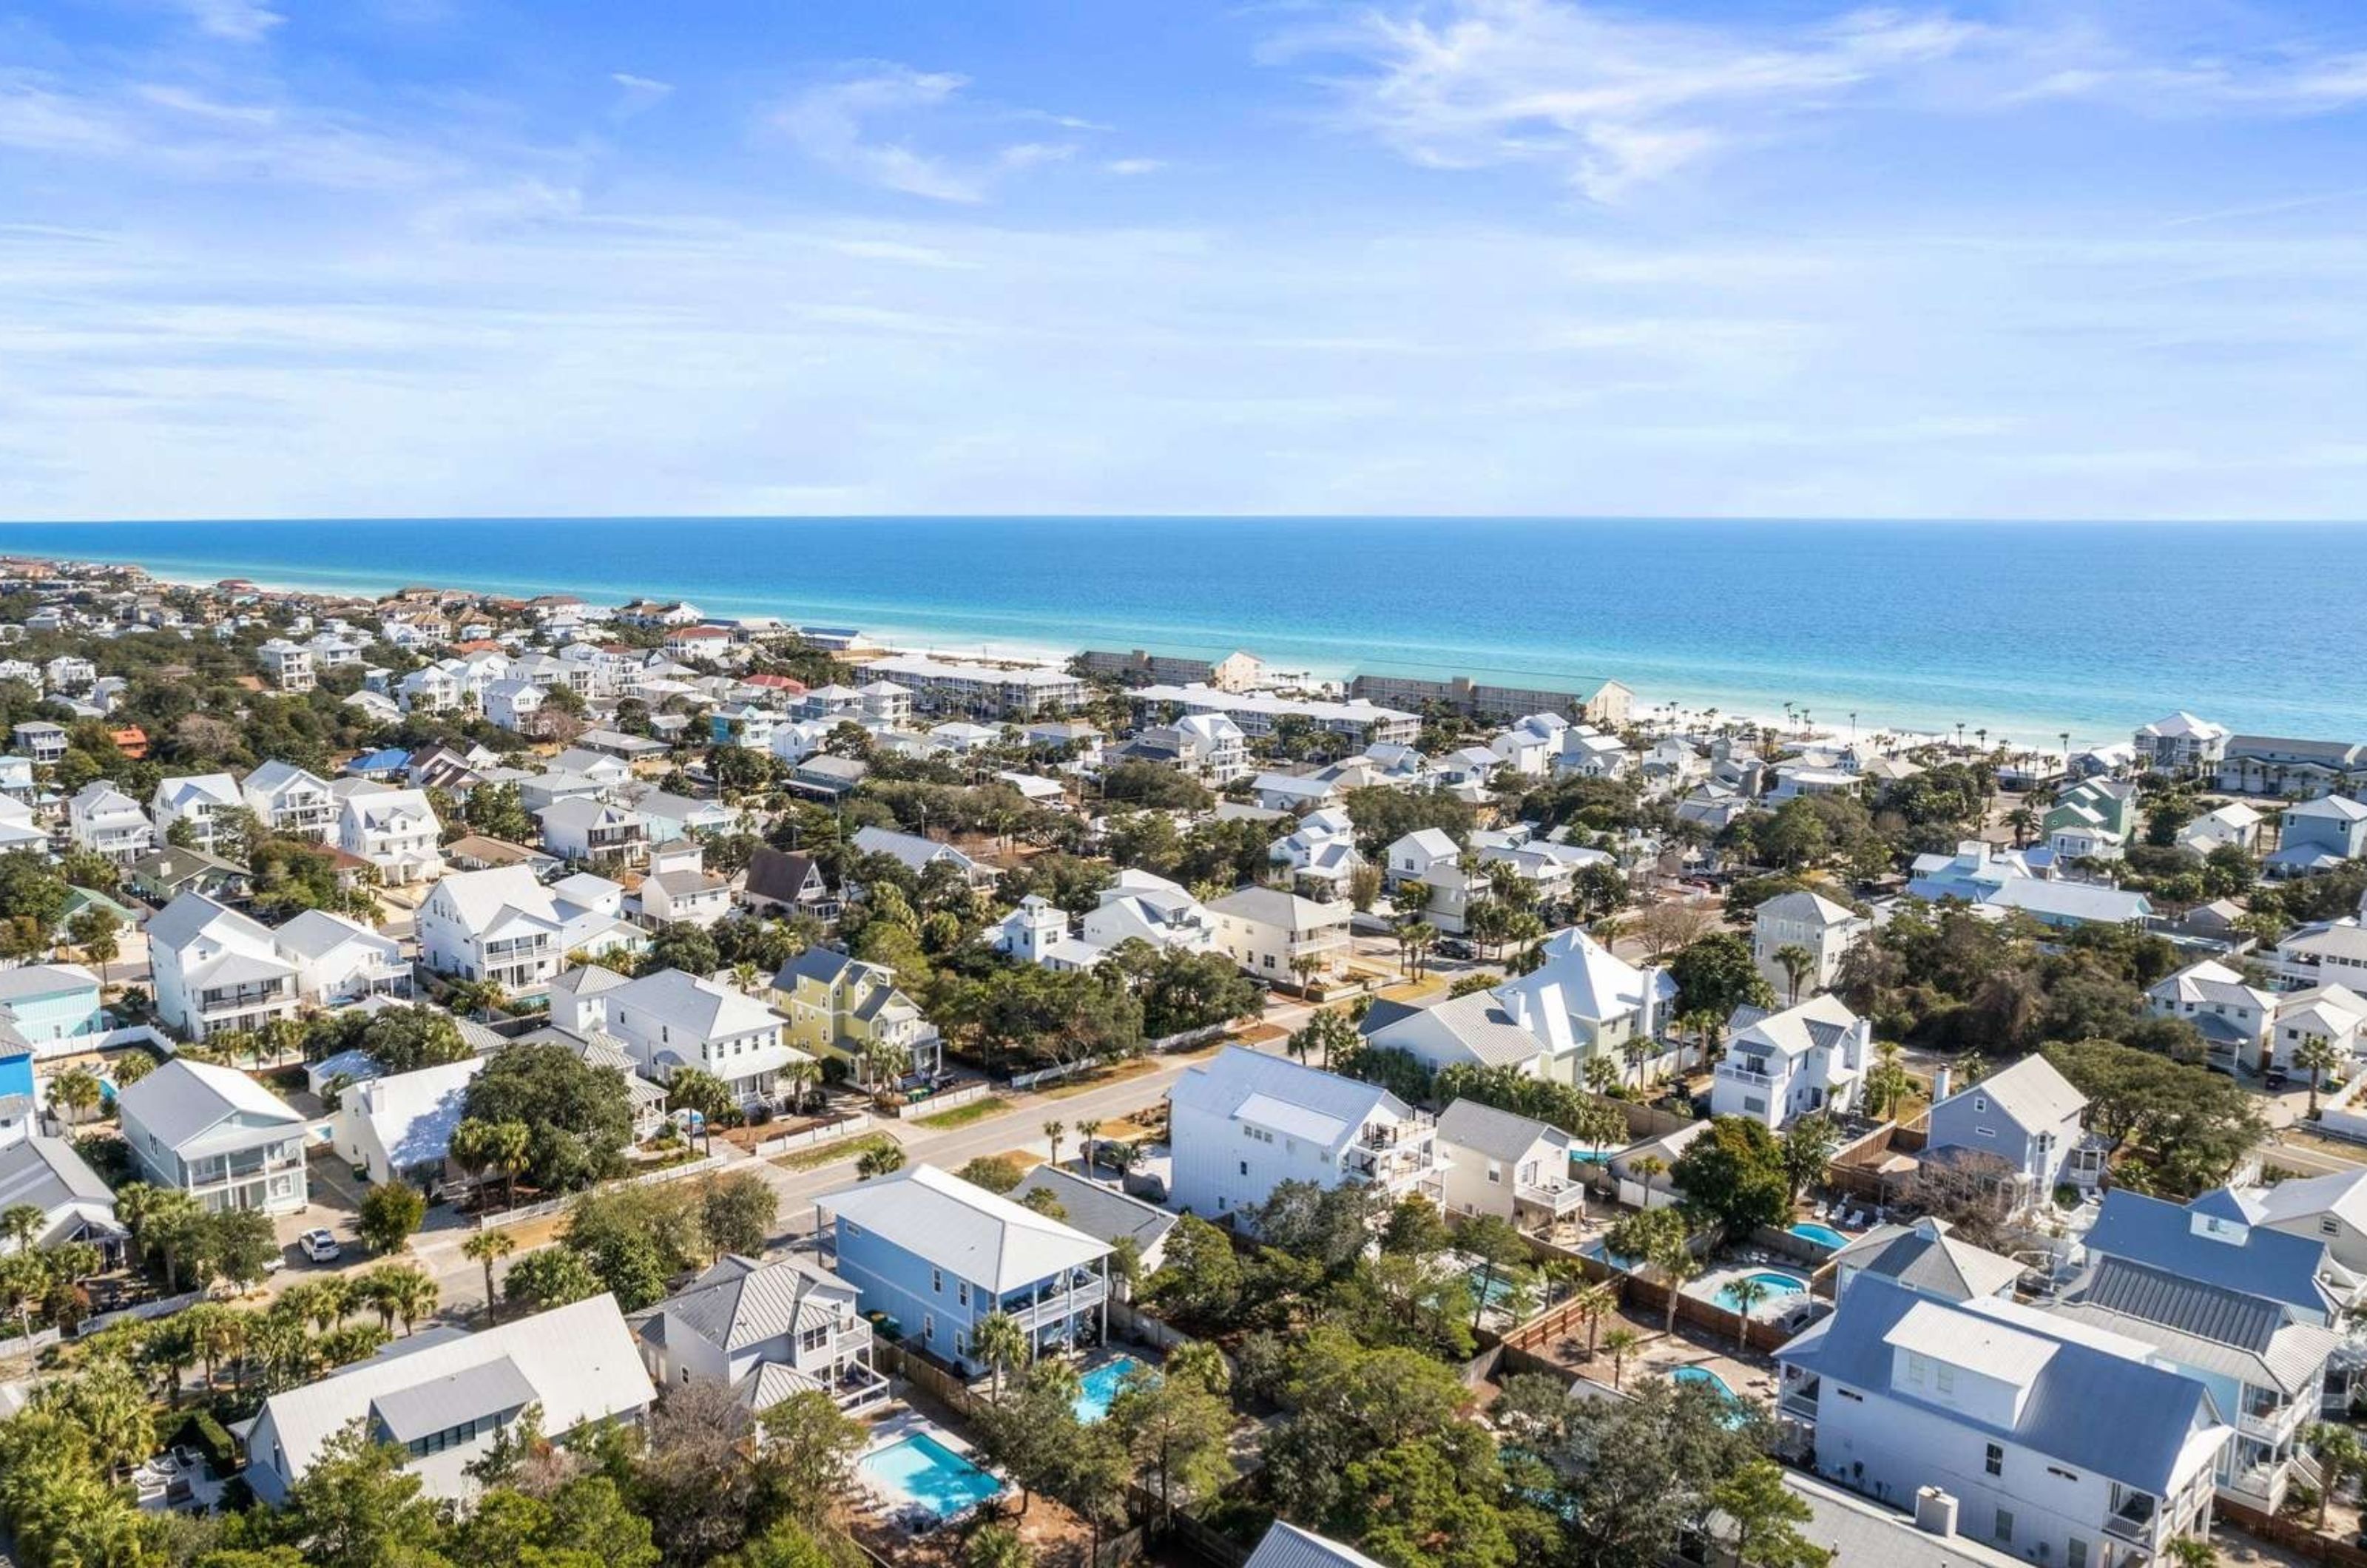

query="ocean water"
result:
[1,516,2360,747]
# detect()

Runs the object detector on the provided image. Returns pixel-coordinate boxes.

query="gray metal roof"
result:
[2056,1256,2341,1394]
[644,1255,851,1354]
[368,1355,537,1442]
[1830,1221,2022,1302]
[1435,1098,1567,1163]
[1010,1165,1179,1254]
[1246,1523,1387,1568]
[2084,1189,2336,1319]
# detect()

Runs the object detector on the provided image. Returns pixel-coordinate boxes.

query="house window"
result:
[1905,1352,1928,1385]
[931,1268,942,1294]
[1934,1364,1954,1396]
[1487,1161,1502,1186]
[1992,1509,2013,1545]
[1985,1443,2003,1477]
[2067,1540,2087,1568]
[959,1283,970,1307]
[1239,1160,1249,1177]
[2323,1217,2342,1237]
[1973,1096,1988,1112]
[923,1314,934,1341]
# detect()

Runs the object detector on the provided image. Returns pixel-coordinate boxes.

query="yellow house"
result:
[770,947,944,1087]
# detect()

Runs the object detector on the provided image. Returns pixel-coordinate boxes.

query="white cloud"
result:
[610,72,675,117]
[1271,0,1985,199]
[168,0,285,42]
[769,65,1089,203]
[1104,157,1166,175]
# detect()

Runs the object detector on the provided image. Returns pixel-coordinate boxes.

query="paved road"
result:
[368,997,1318,1319]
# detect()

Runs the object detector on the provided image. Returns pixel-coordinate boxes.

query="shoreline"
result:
[14,541,2127,756]
[86,558,1990,757]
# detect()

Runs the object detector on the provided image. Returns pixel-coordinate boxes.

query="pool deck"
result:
[1684,1263,1814,1318]
[1524,1301,1780,1415]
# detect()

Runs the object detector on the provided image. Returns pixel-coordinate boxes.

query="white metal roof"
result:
[817,1163,1110,1292]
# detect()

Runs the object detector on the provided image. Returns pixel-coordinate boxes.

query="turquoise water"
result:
[858,1435,1003,1520]
[1584,1242,1641,1271]
[1789,1223,1851,1250]
[1714,1271,1809,1312]
[1671,1365,1749,1429]
[1074,1356,1149,1424]
[1469,1268,1524,1310]
[7,517,2367,744]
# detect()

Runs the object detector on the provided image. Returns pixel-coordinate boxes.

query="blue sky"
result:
[3,0,2366,519]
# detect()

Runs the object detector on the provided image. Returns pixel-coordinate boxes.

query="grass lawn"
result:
[913,1095,1013,1130]
[772,1131,899,1173]
[1039,1058,1160,1100]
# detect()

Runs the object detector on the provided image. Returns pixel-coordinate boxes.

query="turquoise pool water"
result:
[1582,1241,1641,1271]
[1671,1366,1749,1429]
[1074,1356,1149,1423]
[1713,1271,1809,1313]
[1789,1222,1851,1250]
[859,1434,1004,1520]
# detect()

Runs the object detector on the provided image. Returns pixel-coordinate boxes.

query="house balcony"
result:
[2103,1492,2158,1548]
[1715,1061,1777,1090]
[199,982,292,1016]
[1003,1274,1108,1333]
[2237,1402,2301,1443]
[1515,1181,1587,1221]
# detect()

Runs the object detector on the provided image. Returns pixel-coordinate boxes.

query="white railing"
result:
[1005,1277,1108,1331]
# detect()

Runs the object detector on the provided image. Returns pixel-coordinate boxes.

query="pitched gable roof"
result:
[817,1163,1110,1292]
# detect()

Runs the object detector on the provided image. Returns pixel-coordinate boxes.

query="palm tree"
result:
[1077,1119,1103,1180]
[462,1231,516,1322]
[2295,1033,2343,1117]
[0,1203,41,1254]
[2309,1422,2363,1532]
[780,1055,821,1115]
[1042,1120,1067,1170]
[487,1120,532,1209]
[1724,1277,1768,1351]
[1631,1155,1667,1207]
[1602,1325,1641,1389]
[1649,1228,1699,1336]
[857,1141,906,1180]
[384,1267,438,1335]
[1573,1281,1616,1360]
[1772,944,1815,1007]
[972,1310,1028,1402]
[860,1037,913,1096]
[1864,1040,1913,1120]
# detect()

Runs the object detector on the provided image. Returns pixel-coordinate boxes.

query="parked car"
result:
[298,1229,342,1263]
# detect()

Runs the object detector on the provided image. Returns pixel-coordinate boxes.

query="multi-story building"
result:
[629,1253,886,1415]
[2133,712,2230,776]
[10,720,67,765]
[150,772,243,852]
[1777,1275,2229,1567]
[145,893,303,1041]
[1710,993,1870,1129]
[1205,886,1351,981]
[1432,1098,1584,1234]
[1921,1055,2094,1211]
[418,865,632,995]
[598,967,808,1112]
[1130,683,1419,745]
[865,654,1084,717]
[1346,671,1632,728]
[2264,795,2367,877]
[536,797,648,867]
[2217,736,2367,800]
[116,1057,311,1213]
[0,964,104,1060]
[1167,1046,1439,1224]
[771,947,943,1087]
[337,785,445,883]
[255,638,316,692]
[67,781,154,862]
[1752,888,1871,1001]
[241,760,340,841]
[816,1163,1112,1374]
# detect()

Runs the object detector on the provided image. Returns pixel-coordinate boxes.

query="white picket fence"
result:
[754,1112,871,1158]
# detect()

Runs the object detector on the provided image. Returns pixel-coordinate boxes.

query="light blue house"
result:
[814,1162,1112,1376]
[0,1046,36,1147]
[2266,796,2367,877]
[0,754,33,798]
[0,964,105,1060]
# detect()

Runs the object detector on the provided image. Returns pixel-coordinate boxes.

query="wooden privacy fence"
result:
[2218,1500,2367,1568]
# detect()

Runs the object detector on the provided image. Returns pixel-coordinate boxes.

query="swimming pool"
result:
[1789,1222,1851,1250]
[859,1434,1004,1520]
[1671,1366,1750,1429]
[1074,1356,1150,1423]
[1713,1271,1809,1313]
[1582,1241,1641,1271]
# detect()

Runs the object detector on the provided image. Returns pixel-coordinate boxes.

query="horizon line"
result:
[5,513,2366,528]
